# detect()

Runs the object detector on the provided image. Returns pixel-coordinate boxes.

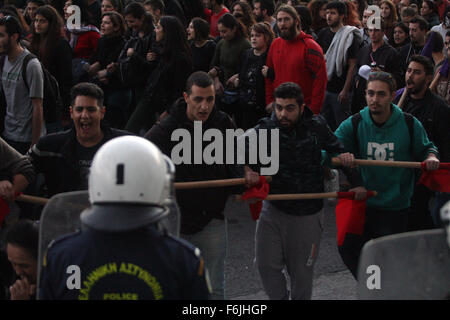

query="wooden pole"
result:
[332,158,422,169]
[15,177,274,205]
[174,176,272,189]
[235,191,378,201]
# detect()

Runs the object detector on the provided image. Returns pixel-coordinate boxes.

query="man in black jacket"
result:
[145,71,258,300]
[244,82,363,299]
[352,19,402,113]
[394,55,450,229]
[28,82,130,197]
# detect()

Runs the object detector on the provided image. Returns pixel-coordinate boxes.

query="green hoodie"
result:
[333,104,439,210]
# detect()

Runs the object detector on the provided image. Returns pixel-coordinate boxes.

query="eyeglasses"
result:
[73,106,101,113]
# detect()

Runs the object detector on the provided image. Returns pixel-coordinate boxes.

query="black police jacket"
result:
[39,226,210,300]
[145,99,244,234]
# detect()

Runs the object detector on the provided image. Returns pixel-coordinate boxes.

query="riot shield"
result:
[357,229,450,300]
[37,191,91,298]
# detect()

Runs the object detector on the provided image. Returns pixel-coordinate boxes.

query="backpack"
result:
[0,53,63,124]
[351,111,415,157]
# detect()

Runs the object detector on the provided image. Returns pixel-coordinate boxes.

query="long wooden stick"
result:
[397,87,408,109]
[236,191,378,201]
[332,158,422,169]
[174,176,272,189]
[15,177,274,205]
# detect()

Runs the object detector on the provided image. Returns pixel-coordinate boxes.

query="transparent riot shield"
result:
[357,229,450,300]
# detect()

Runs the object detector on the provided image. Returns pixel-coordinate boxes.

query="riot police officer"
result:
[38,136,210,300]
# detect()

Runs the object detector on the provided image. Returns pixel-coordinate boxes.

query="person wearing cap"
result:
[39,136,211,300]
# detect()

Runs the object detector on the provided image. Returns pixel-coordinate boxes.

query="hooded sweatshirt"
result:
[334,104,438,210]
[265,31,327,114]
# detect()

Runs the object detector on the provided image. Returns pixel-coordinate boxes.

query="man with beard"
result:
[265,4,327,115]
[0,15,44,155]
[399,17,429,69]
[253,0,276,29]
[244,82,361,299]
[317,1,361,131]
[332,71,440,278]
[28,83,130,198]
[394,55,450,229]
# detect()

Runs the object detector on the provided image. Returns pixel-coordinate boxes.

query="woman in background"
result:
[30,5,72,130]
[187,17,216,73]
[380,0,398,44]
[89,11,131,129]
[125,15,193,134]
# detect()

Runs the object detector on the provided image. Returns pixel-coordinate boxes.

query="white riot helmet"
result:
[80,136,173,232]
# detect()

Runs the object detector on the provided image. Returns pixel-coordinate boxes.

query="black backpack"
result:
[0,53,62,123]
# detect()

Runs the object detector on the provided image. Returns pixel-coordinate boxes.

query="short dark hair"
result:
[70,82,104,107]
[6,220,39,261]
[410,16,429,31]
[0,15,22,43]
[446,30,450,38]
[367,71,397,92]
[185,71,214,95]
[144,0,165,13]
[274,82,304,106]
[408,54,434,76]
[401,7,416,17]
[191,17,210,42]
[254,0,276,16]
[326,1,347,16]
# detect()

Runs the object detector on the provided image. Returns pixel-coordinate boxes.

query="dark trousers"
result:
[338,207,409,279]
[408,184,435,231]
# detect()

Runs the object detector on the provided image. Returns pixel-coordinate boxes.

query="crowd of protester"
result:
[0,0,449,300]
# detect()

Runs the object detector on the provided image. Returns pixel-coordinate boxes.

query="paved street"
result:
[223,199,357,300]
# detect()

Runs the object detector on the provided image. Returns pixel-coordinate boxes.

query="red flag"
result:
[335,191,376,246]
[0,197,10,226]
[418,162,450,192]
[241,176,270,220]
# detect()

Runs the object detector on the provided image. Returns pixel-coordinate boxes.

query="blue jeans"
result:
[181,218,227,300]
[321,90,352,131]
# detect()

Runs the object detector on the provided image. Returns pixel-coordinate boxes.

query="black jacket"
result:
[394,88,450,161]
[143,53,193,113]
[45,38,73,117]
[28,125,130,196]
[91,35,126,91]
[249,108,357,216]
[145,99,243,234]
[352,42,403,113]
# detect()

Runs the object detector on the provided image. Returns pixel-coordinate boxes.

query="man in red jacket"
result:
[265,4,327,115]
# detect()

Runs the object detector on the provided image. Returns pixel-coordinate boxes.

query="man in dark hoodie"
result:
[244,82,362,300]
[145,71,259,300]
